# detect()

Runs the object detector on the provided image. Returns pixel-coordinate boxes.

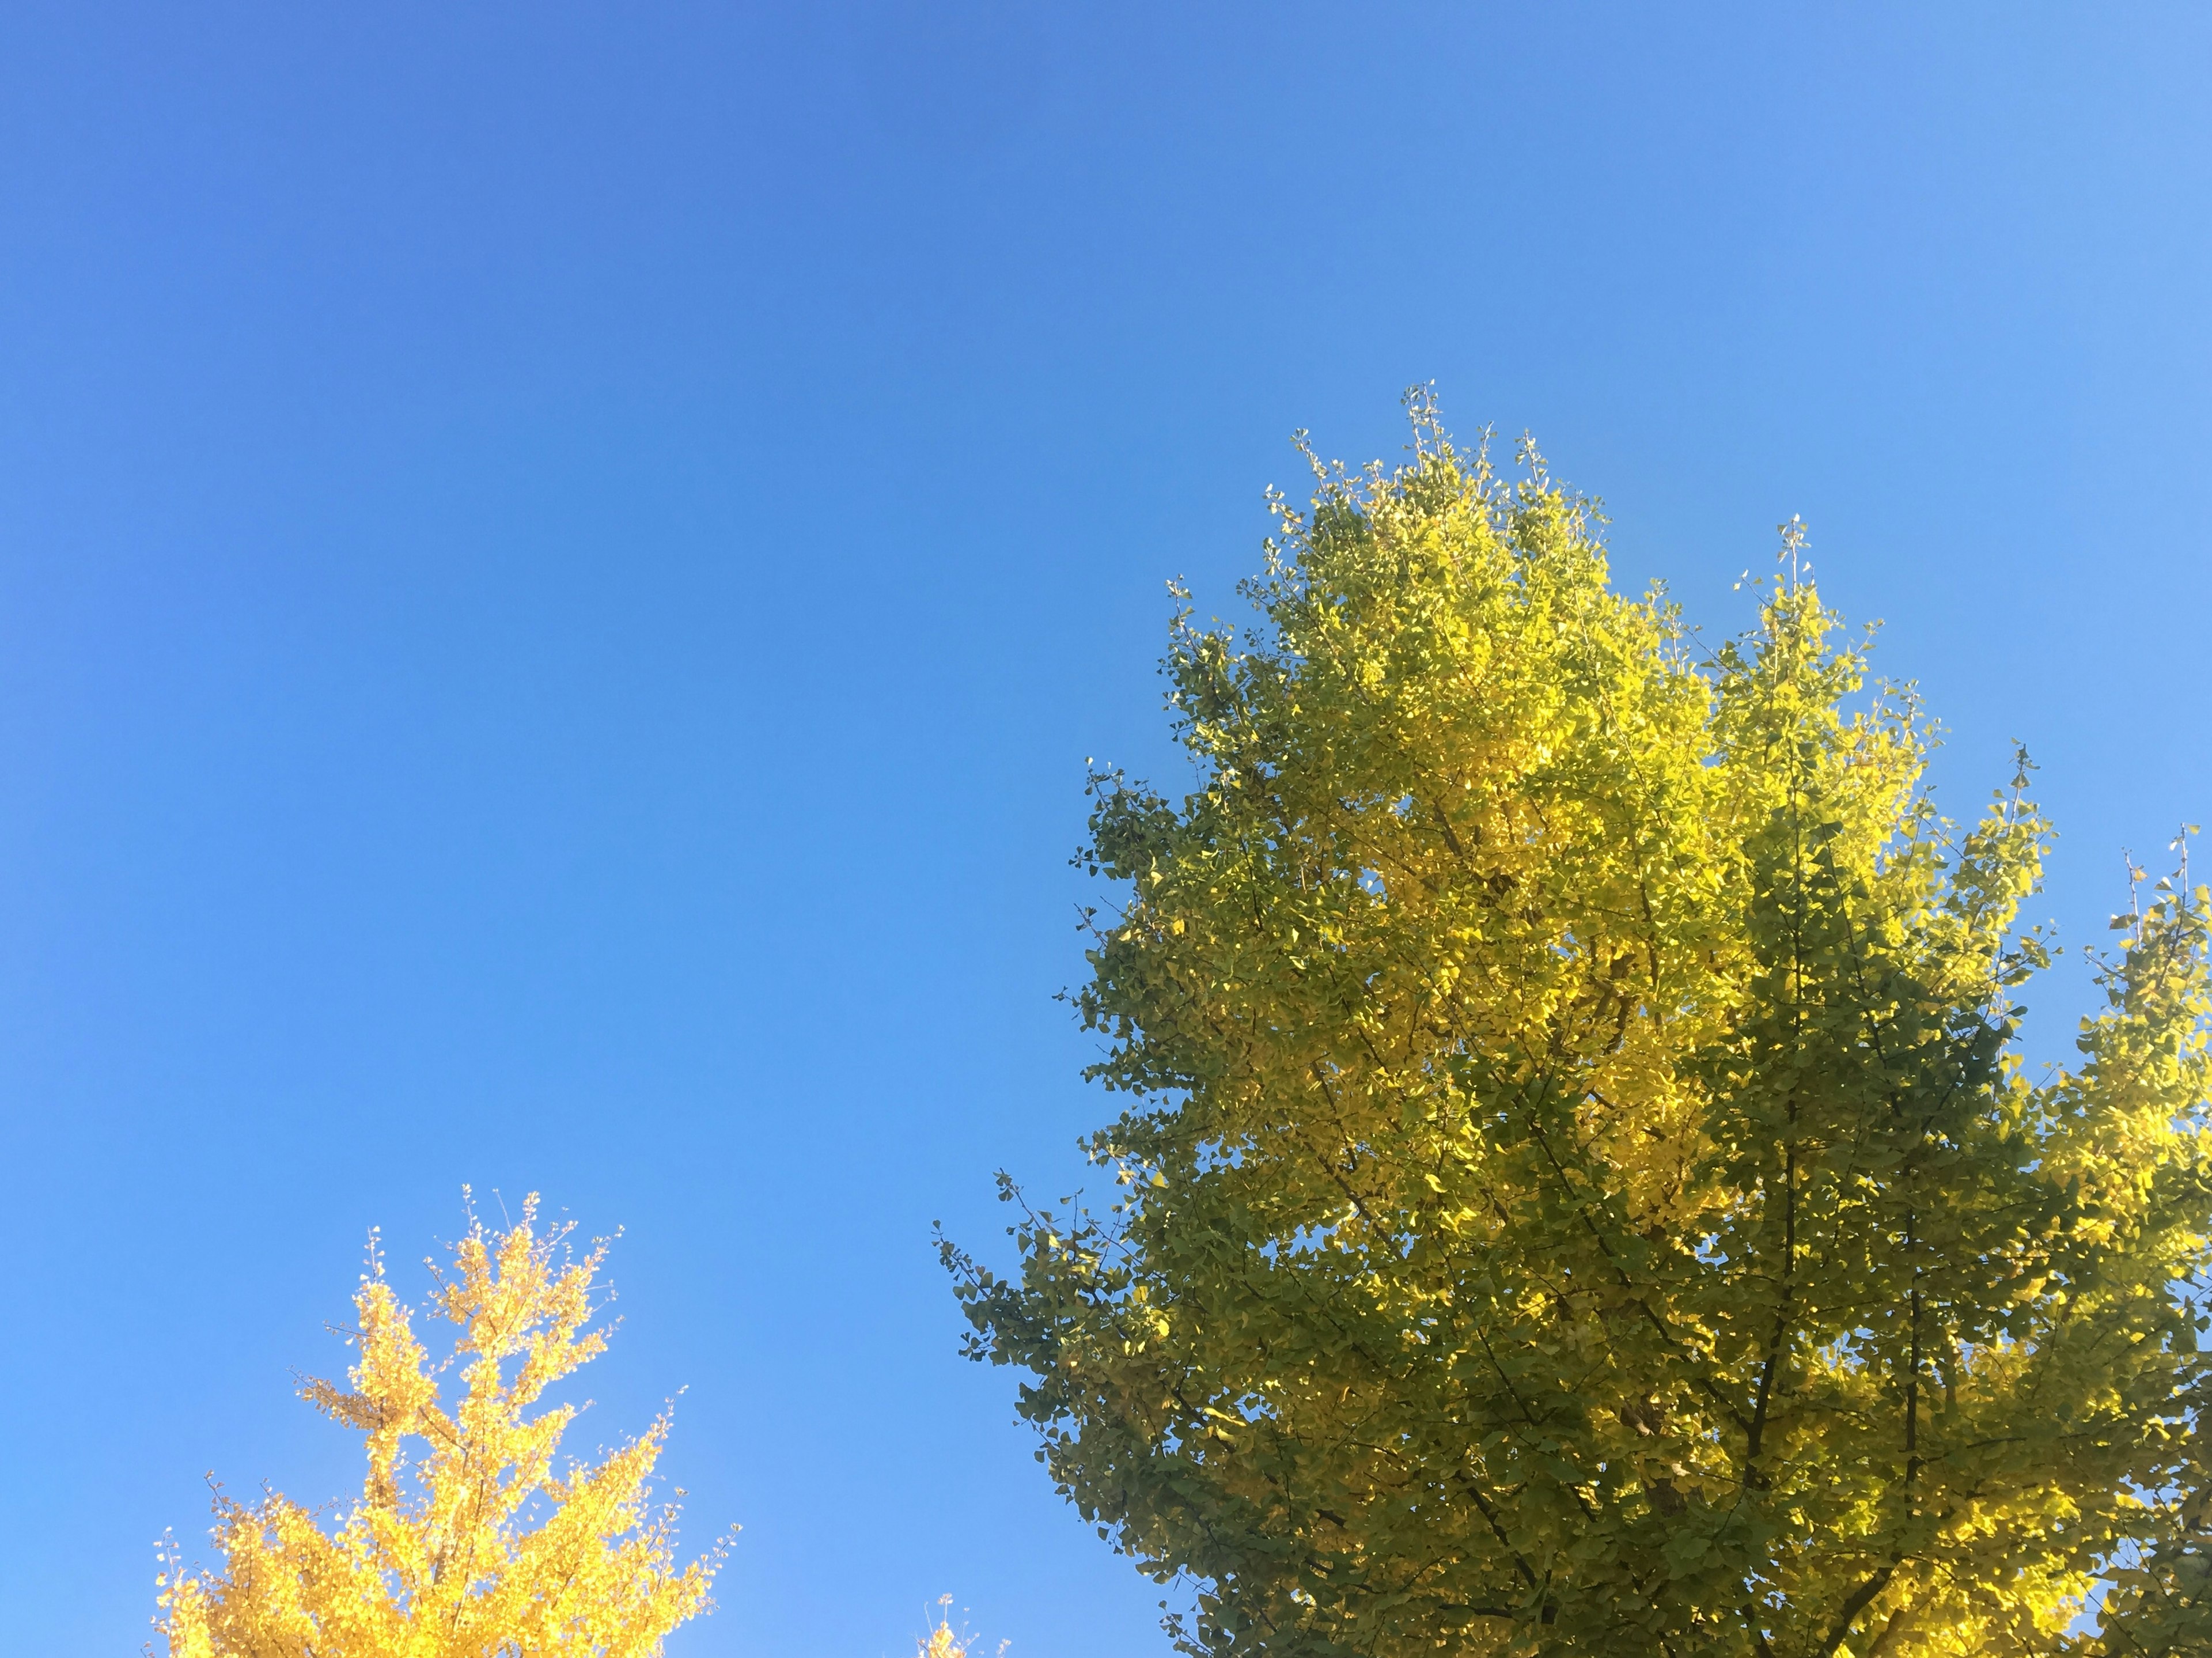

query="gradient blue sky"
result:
[2,6,2208,1655]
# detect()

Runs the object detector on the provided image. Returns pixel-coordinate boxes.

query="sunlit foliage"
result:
[947,396,2212,1656]
[160,1195,720,1658]
[919,1594,1007,1658]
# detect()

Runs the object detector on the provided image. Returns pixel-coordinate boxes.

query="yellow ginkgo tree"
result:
[946,395,2212,1657]
[160,1194,721,1658]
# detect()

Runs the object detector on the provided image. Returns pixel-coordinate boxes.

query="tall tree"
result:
[946,399,2212,1657]
[160,1195,720,1658]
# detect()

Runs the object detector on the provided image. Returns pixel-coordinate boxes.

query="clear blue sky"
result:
[2,6,2207,1655]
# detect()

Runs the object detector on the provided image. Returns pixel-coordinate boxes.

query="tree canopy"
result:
[946,399,2212,1657]
[160,1195,719,1658]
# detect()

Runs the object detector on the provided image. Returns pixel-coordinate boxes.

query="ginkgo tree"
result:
[159,1194,721,1658]
[946,395,2212,1658]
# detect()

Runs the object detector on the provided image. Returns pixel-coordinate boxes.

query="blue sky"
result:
[2,6,2207,1655]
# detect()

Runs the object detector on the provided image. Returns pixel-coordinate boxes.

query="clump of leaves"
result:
[160,1194,722,1658]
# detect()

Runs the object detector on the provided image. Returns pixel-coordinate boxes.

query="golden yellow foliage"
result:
[918,1596,1007,1658]
[158,1194,721,1658]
